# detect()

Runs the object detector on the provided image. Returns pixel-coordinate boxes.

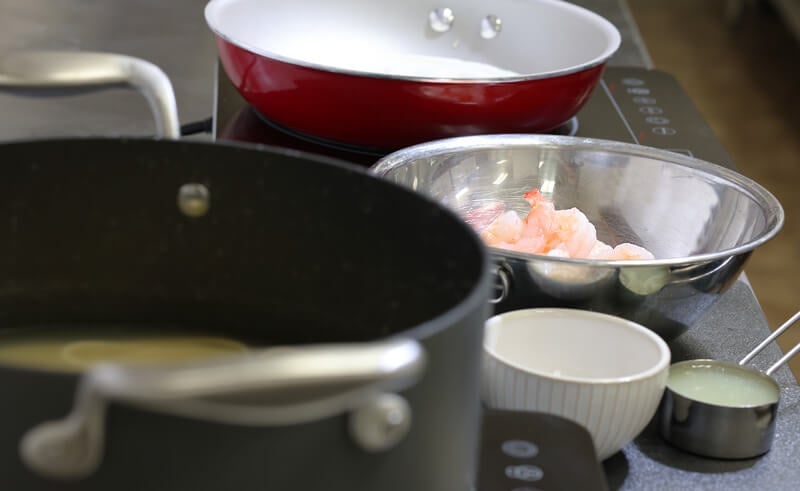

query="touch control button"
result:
[501,440,539,458]
[621,77,645,86]
[639,106,664,115]
[505,464,544,482]
[633,96,657,104]
[645,116,670,125]
[652,126,677,135]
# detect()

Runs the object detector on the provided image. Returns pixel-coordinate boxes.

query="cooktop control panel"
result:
[478,409,609,491]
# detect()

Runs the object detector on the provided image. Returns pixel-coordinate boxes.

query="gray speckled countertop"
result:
[611,384,800,490]
[606,280,800,490]
[0,1,796,490]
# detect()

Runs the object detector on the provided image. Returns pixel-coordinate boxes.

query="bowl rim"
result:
[484,308,671,384]
[371,134,785,266]
[205,0,621,83]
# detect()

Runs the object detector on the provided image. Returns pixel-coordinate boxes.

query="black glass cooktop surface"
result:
[213,65,734,170]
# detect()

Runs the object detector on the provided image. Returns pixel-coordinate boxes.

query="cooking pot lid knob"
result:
[349,393,412,453]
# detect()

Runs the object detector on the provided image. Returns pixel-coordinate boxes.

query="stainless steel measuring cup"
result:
[659,310,800,459]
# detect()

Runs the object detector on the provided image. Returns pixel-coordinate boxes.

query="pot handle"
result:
[489,261,512,304]
[0,50,181,139]
[20,337,426,480]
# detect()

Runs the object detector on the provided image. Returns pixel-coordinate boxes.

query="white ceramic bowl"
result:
[481,308,670,460]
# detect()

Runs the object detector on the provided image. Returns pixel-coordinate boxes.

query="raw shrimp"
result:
[543,208,598,258]
[588,241,614,259]
[521,189,556,238]
[505,236,548,255]
[477,188,655,260]
[609,243,655,260]
[480,210,523,246]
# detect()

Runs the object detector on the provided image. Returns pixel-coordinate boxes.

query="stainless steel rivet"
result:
[177,183,210,218]
[384,407,405,427]
[429,7,455,33]
[349,393,412,452]
[480,15,502,39]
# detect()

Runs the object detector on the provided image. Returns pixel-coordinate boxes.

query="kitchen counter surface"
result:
[0,1,796,490]
[607,279,800,490]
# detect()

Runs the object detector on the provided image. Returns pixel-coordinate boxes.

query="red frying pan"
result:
[205,0,620,150]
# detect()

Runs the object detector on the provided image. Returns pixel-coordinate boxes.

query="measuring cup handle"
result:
[740,310,800,374]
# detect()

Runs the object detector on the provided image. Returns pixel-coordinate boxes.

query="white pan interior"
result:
[206,0,621,80]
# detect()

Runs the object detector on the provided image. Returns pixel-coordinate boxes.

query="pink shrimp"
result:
[544,208,598,258]
[504,235,548,254]
[609,243,655,260]
[588,241,614,260]
[474,188,655,261]
[481,210,524,245]
[520,189,556,239]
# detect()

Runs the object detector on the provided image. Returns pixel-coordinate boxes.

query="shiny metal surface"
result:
[177,182,211,217]
[659,359,779,459]
[659,311,800,460]
[0,0,216,141]
[348,393,413,452]
[205,0,620,82]
[371,134,784,338]
[0,0,645,142]
[0,51,181,139]
[741,310,800,376]
[20,338,426,480]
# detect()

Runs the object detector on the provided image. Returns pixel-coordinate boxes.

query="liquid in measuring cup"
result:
[667,361,780,407]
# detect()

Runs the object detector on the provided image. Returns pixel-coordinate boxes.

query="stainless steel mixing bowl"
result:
[371,134,784,339]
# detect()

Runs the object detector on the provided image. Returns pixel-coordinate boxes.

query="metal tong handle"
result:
[739,310,800,376]
[20,338,425,480]
[0,50,181,139]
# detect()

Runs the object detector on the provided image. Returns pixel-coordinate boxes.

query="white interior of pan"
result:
[206,0,621,80]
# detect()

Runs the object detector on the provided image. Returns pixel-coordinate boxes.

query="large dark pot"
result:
[0,52,490,490]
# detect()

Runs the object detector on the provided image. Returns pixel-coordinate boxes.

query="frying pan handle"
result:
[0,50,180,139]
[20,338,426,480]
